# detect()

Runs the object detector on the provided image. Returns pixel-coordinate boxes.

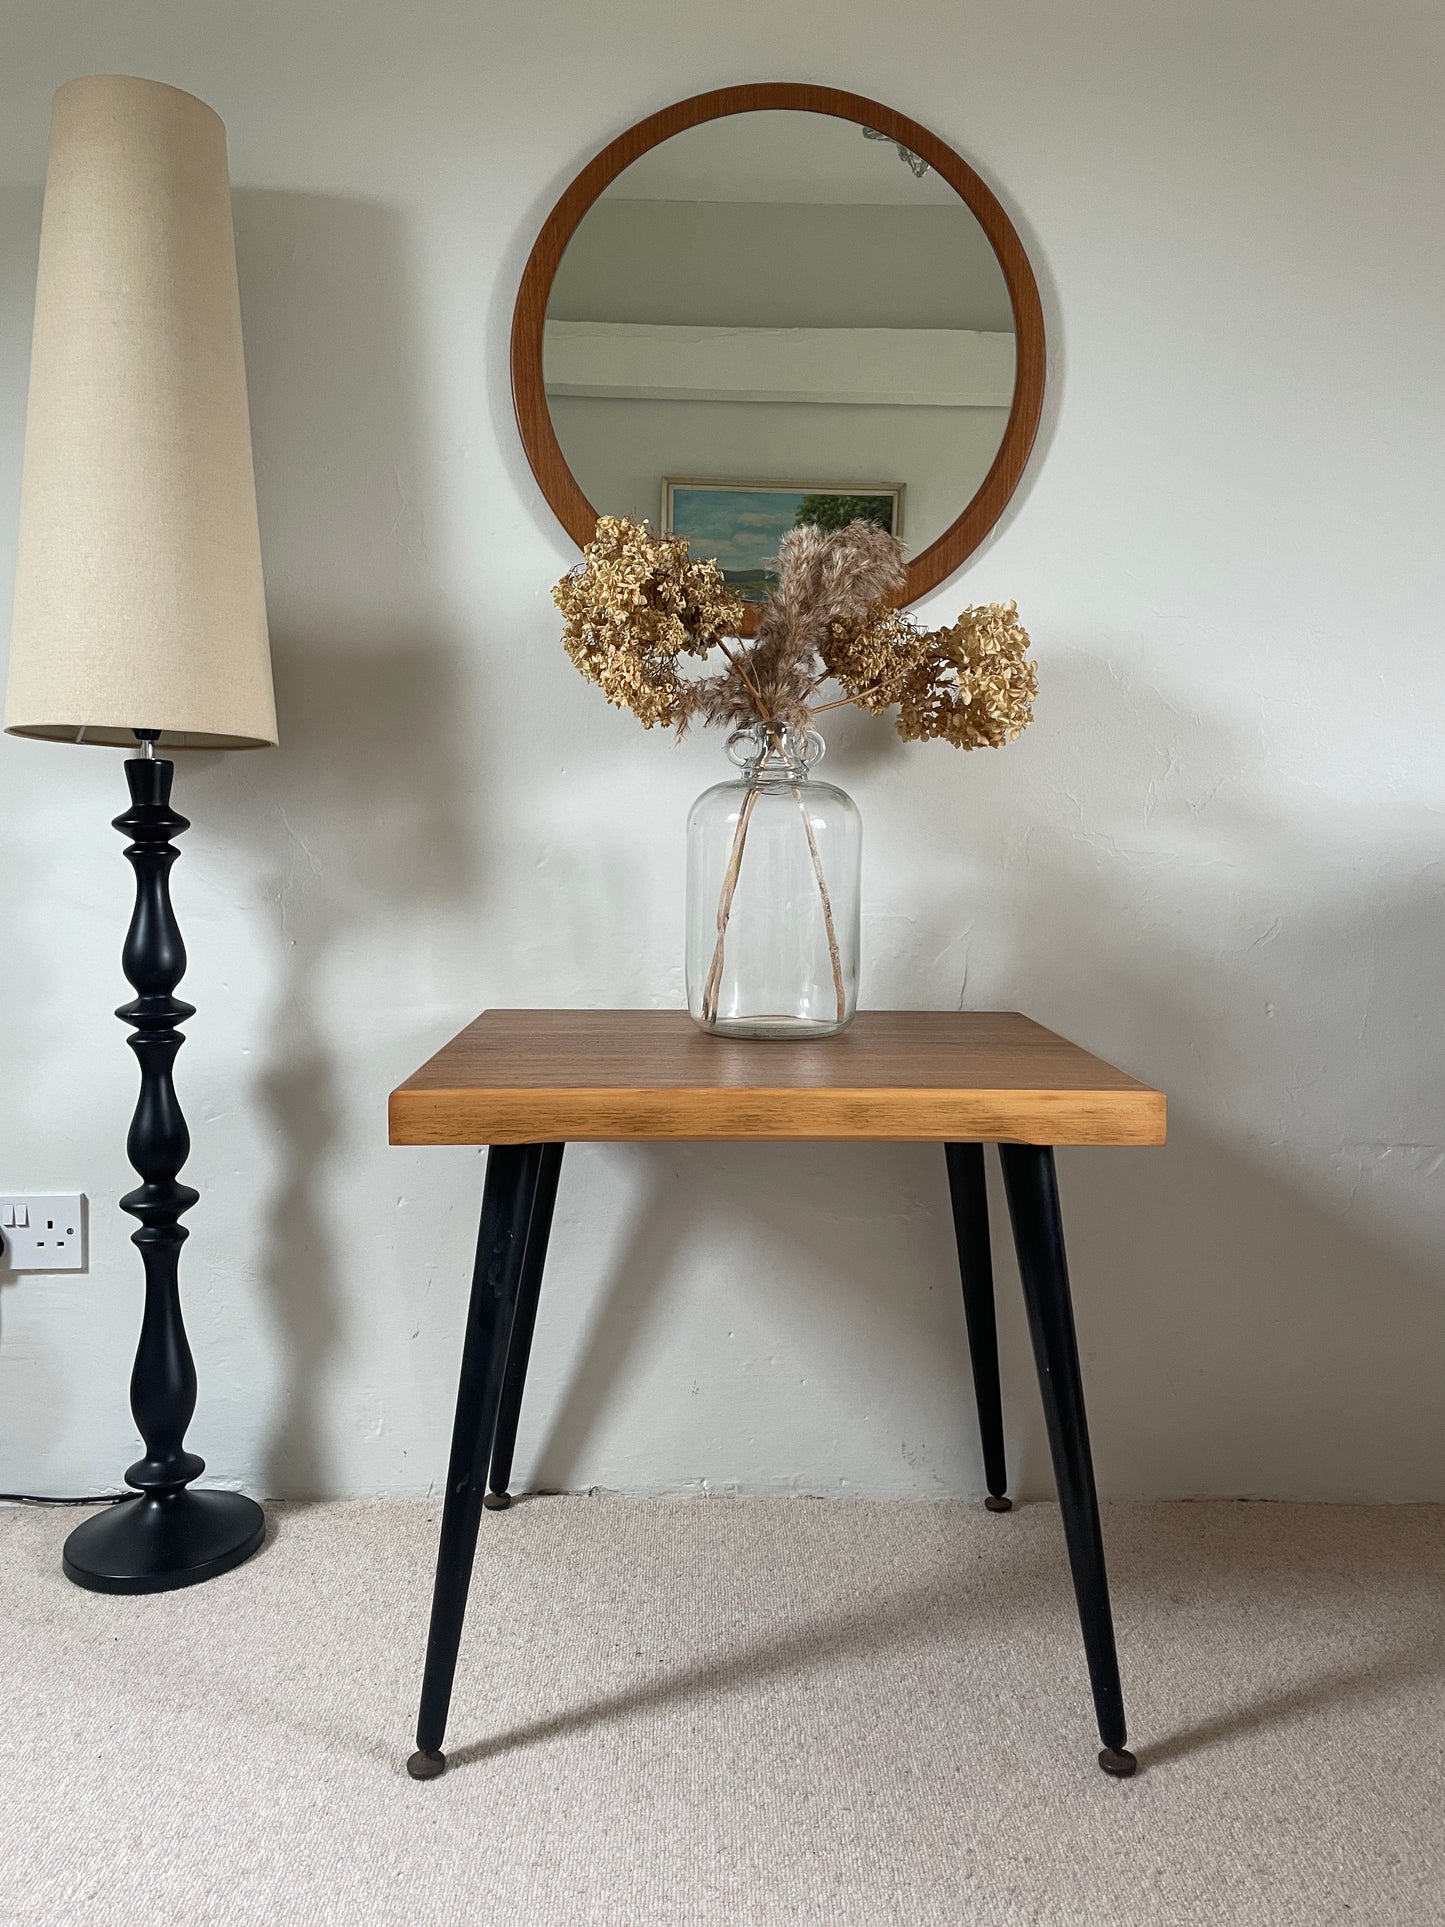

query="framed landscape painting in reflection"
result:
[663,479,905,601]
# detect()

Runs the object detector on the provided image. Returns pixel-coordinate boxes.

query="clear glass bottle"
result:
[686,724,861,1039]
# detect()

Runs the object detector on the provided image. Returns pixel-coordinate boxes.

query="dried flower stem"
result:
[705,757,846,1026]
[702,785,760,1024]
[809,688,882,717]
[792,787,846,1021]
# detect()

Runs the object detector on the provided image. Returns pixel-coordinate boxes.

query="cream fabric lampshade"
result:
[4,75,276,749]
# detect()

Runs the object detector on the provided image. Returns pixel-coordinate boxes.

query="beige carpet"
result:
[2,1497,1443,1926]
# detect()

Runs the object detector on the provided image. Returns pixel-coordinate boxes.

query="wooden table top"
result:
[389,1010,1166,1147]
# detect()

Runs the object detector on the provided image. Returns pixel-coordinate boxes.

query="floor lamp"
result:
[4,76,277,1591]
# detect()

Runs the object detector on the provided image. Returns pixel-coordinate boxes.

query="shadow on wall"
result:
[191,192,484,1495]
[523,1138,987,1499]
[518,651,1445,1503]
[997,652,1445,1499]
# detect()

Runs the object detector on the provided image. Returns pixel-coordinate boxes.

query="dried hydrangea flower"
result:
[896,602,1037,748]
[553,516,1036,752]
[820,599,930,713]
[552,516,744,730]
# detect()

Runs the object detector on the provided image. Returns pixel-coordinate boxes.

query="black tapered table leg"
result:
[408,1141,545,1781]
[943,1143,1010,1512]
[998,1142,1136,1779]
[486,1141,565,1510]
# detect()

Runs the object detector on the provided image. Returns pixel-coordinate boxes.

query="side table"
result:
[389,1010,1166,1780]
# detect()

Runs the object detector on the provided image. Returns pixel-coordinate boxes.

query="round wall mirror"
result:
[512,85,1044,620]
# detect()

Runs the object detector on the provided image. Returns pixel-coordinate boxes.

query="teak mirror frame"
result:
[511,84,1046,626]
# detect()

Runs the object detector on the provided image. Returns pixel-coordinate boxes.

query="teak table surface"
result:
[388,1009,1166,1148]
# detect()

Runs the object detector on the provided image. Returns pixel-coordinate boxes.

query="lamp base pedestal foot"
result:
[62,1489,264,1594]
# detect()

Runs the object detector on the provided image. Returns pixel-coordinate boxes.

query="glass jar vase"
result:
[686,724,860,1040]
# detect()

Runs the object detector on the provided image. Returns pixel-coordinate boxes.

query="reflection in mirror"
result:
[543,110,1016,600]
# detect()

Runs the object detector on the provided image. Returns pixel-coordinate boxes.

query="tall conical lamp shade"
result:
[5,74,276,748]
[3,77,274,1594]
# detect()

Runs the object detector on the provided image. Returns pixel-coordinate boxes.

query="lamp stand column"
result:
[63,752,265,1593]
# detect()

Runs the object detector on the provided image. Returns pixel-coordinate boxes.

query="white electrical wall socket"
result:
[0,1195,86,1271]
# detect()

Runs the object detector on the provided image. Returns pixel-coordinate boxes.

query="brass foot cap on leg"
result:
[984,1494,1012,1513]
[1098,1746,1137,1778]
[407,1749,446,1780]
[483,1490,511,1511]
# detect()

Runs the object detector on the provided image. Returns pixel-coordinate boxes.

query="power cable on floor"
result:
[0,1491,136,1507]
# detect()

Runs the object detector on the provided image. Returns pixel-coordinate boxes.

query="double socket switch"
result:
[0,1195,86,1271]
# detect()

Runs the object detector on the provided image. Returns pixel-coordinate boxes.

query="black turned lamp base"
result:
[63,1489,265,1595]
[60,752,266,1600]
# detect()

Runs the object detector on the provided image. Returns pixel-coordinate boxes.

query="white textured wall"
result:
[1,0,1442,1503]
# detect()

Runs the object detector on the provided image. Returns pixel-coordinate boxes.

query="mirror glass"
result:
[543,109,1016,600]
